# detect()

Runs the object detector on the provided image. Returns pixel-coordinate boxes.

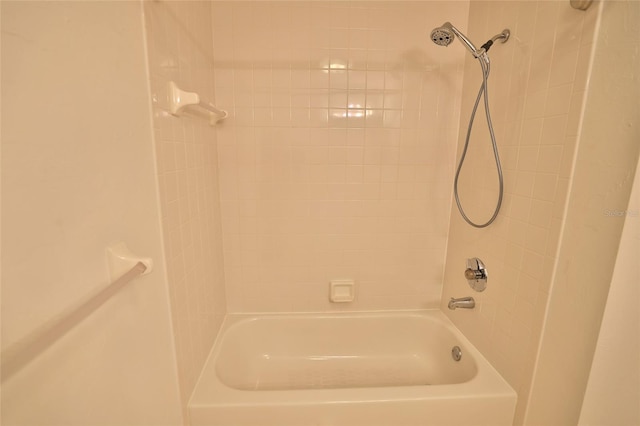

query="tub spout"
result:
[448,296,475,310]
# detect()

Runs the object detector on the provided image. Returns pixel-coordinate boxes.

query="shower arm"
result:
[479,29,510,55]
[474,32,510,68]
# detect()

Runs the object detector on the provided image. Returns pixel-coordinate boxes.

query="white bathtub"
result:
[189,310,516,426]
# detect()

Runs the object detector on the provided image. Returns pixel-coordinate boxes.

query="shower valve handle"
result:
[465,258,487,292]
[464,268,483,280]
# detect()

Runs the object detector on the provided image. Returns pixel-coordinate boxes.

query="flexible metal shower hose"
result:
[453,56,504,228]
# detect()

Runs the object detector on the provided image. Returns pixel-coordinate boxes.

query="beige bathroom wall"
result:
[143,0,227,414]
[440,0,599,423]
[578,149,639,425]
[212,1,469,312]
[526,0,640,424]
[1,1,181,424]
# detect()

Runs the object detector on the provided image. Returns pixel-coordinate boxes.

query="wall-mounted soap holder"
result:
[168,81,228,125]
[107,242,153,282]
[330,279,355,303]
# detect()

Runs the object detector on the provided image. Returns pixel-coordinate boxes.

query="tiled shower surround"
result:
[144,0,227,411]
[441,1,598,423]
[211,0,600,423]
[144,0,604,422]
[212,1,470,312]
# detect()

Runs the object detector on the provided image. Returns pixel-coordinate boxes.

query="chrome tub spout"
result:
[448,296,475,310]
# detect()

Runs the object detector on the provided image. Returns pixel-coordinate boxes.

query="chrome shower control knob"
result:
[464,268,483,280]
[465,258,487,292]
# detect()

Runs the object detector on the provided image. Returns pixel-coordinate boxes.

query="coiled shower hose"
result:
[453,55,503,228]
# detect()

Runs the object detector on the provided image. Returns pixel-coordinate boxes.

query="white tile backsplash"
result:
[213,1,470,313]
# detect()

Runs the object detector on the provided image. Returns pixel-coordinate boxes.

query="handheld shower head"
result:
[430,22,479,56]
[430,22,512,228]
[430,26,454,47]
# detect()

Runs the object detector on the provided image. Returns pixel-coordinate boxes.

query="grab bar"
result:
[168,81,228,125]
[1,262,147,382]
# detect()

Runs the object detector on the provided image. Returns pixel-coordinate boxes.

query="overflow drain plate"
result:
[451,346,462,361]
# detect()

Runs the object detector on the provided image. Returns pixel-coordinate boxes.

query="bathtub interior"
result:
[215,314,478,391]
[189,311,517,426]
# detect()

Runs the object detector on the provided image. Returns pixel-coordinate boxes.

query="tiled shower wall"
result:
[213,1,469,312]
[440,1,598,423]
[143,0,227,412]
